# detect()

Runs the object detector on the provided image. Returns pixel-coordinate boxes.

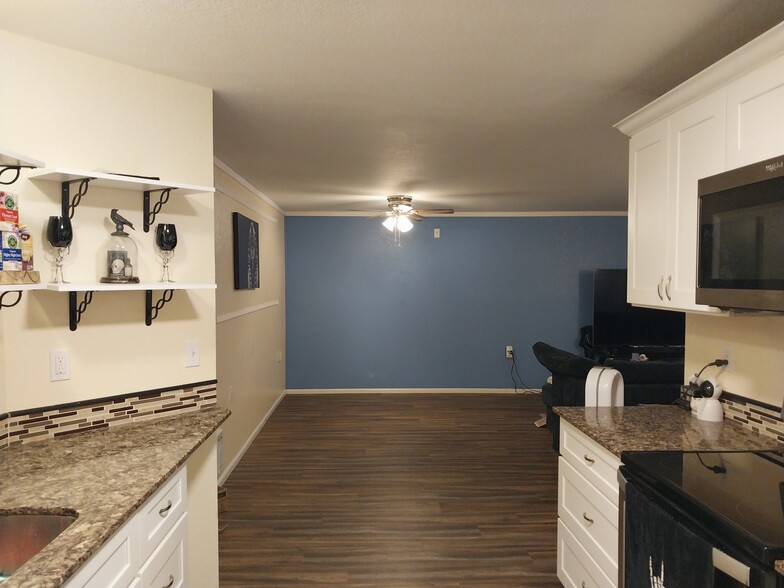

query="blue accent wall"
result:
[285,216,627,389]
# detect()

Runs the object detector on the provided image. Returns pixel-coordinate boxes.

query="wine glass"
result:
[155,223,177,282]
[46,216,73,283]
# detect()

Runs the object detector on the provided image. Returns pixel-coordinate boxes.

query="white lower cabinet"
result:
[138,514,187,588]
[557,422,621,588]
[65,467,188,588]
[557,519,615,588]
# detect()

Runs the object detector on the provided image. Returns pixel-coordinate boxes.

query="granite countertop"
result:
[0,406,230,588]
[554,405,782,456]
[555,405,784,576]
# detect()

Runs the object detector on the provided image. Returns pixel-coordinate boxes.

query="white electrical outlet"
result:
[49,349,70,381]
[723,345,733,371]
[185,340,200,367]
[505,345,514,359]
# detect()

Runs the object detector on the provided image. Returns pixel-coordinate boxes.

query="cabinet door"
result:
[627,119,670,307]
[63,517,139,588]
[726,54,784,169]
[667,91,726,312]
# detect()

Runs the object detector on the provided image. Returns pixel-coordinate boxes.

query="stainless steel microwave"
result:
[697,153,784,312]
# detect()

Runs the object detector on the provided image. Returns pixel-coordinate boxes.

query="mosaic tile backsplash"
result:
[722,392,784,444]
[0,380,217,448]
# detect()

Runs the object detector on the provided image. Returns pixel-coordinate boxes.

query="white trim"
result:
[217,300,280,323]
[616,21,784,135]
[218,391,286,486]
[285,388,542,395]
[213,156,285,215]
[284,211,627,218]
[215,184,279,224]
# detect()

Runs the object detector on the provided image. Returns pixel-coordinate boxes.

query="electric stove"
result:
[621,450,784,576]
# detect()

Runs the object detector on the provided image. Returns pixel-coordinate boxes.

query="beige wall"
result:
[0,32,215,412]
[685,314,784,407]
[214,163,285,478]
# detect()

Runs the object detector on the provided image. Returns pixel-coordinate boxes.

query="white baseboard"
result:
[286,388,541,395]
[218,391,286,486]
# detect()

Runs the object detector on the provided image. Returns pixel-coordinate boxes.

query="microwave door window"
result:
[714,212,764,283]
[700,175,784,290]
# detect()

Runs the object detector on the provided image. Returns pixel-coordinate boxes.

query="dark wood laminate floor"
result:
[219,393,561,587]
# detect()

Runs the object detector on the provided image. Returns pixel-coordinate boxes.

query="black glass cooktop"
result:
[621,450,784,566]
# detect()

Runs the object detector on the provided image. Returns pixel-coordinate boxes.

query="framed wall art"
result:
[232,212,260,290]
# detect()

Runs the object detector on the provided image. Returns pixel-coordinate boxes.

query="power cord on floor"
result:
[509,349,540,395]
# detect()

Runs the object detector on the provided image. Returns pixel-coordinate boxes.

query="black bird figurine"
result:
[110,209,135,234]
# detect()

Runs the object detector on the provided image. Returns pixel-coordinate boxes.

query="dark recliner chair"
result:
[532,341,683,450]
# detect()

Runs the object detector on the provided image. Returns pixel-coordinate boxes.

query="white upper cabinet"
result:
[726,54,784,169]
[627,119,670,308]
[666,91,726,311]
[626,92,725,312]
[618,23,784,314]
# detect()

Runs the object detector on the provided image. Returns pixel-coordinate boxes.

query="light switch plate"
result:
[184,341,200,367]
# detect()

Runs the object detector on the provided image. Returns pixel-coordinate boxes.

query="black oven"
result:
[619,451,784,588]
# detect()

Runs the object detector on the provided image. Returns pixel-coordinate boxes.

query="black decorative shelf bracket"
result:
[146,289,174,325]
[0,290,23,309]
[144,188,174,232]
[0,166,22,185]
[62,177,93,219]
[69,291,94,331]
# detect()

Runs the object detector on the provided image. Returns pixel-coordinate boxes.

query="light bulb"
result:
[397,216,413,232]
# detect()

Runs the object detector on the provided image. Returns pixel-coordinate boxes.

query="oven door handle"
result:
[712,548,750,586]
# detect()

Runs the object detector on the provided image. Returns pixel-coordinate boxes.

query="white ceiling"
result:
[2,1,784,214]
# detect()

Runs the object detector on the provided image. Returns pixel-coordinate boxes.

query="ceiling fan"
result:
[373,195,454,233]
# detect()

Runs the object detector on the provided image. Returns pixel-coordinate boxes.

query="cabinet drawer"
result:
[559,423,621,505]
[559,456,618,578]
[139,466,187,563]
[139,513,187,588]
[63,516,139,588]
[557,519,616,588]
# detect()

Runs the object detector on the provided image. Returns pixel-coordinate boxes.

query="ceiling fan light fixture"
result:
[382,214,414,233]
[382,216,397,231]
[397,216,413,232]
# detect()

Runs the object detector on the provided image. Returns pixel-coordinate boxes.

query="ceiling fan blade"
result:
[409,213,426,221]
[413,208,454,215]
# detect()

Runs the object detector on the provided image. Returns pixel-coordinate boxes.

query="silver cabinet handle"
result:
[657,276,664,300]
[159,499,172,517]
[583,454,595,465]
[665,275,672,300]
[582,512,594,525]
[163,574,174,588]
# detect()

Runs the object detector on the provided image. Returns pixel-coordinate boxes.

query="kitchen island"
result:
[0,406,229,587]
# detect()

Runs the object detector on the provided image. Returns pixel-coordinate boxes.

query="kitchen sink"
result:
[0,512,77,580]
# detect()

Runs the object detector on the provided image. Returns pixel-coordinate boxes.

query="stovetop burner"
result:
[622,449,784,565]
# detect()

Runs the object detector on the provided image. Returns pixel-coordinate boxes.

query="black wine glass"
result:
[155,223,177,251]
[47,216,73,248]
[155,223,177,282]
[46,216,73,283]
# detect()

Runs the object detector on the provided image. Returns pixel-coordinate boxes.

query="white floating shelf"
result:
[46,282,216,292]
[0,283,45,292]
[0,148,45,169]
[29,167,214,195]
